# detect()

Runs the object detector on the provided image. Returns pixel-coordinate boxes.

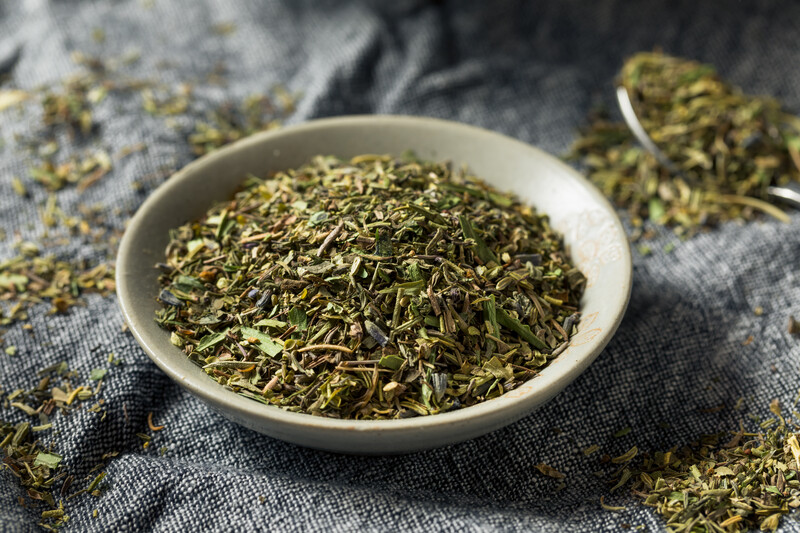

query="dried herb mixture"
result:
[570,51,800,237]
[155,155,586,419]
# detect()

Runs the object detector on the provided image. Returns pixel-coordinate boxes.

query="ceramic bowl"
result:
[116,115,632,454]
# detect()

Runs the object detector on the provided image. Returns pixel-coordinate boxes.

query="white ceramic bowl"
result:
[116,115,632,454]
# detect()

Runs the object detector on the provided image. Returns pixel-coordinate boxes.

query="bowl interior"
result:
[117,115,631,453]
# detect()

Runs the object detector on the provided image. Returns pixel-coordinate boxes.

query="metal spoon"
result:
[616,86,800,209]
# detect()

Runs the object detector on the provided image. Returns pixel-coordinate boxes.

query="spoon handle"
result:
[615,86,683,176]
[767,182,800,209]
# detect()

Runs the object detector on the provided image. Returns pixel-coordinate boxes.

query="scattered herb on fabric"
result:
[1,362,115,530]
[1,51,298,327]
[611,399,800,532]
[1,30,301,527]
[187,91,296,156]
[0,250,115,326]
[29,149,113,192]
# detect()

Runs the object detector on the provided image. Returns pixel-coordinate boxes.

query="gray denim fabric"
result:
[2,1,800,531]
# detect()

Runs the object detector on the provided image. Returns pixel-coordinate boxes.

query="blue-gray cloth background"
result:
[2,0,800,531]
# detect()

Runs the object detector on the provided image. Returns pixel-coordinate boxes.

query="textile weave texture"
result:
[2,0,800,531]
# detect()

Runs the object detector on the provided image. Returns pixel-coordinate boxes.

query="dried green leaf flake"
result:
[287,308,308,331]
[495,308,548,351]
[483,356,513,381]
[240,327,283,356]
[459,214,497,264]
[89,368,107,381]
[195,331,228,353]
[33,451,62,469]
[378,354,405,370]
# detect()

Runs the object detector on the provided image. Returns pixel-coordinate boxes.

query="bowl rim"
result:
[116,114,632,435]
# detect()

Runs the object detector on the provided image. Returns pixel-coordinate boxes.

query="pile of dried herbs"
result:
[612,399,800,532]
[155,155,586,419]
[569,52,800,237]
